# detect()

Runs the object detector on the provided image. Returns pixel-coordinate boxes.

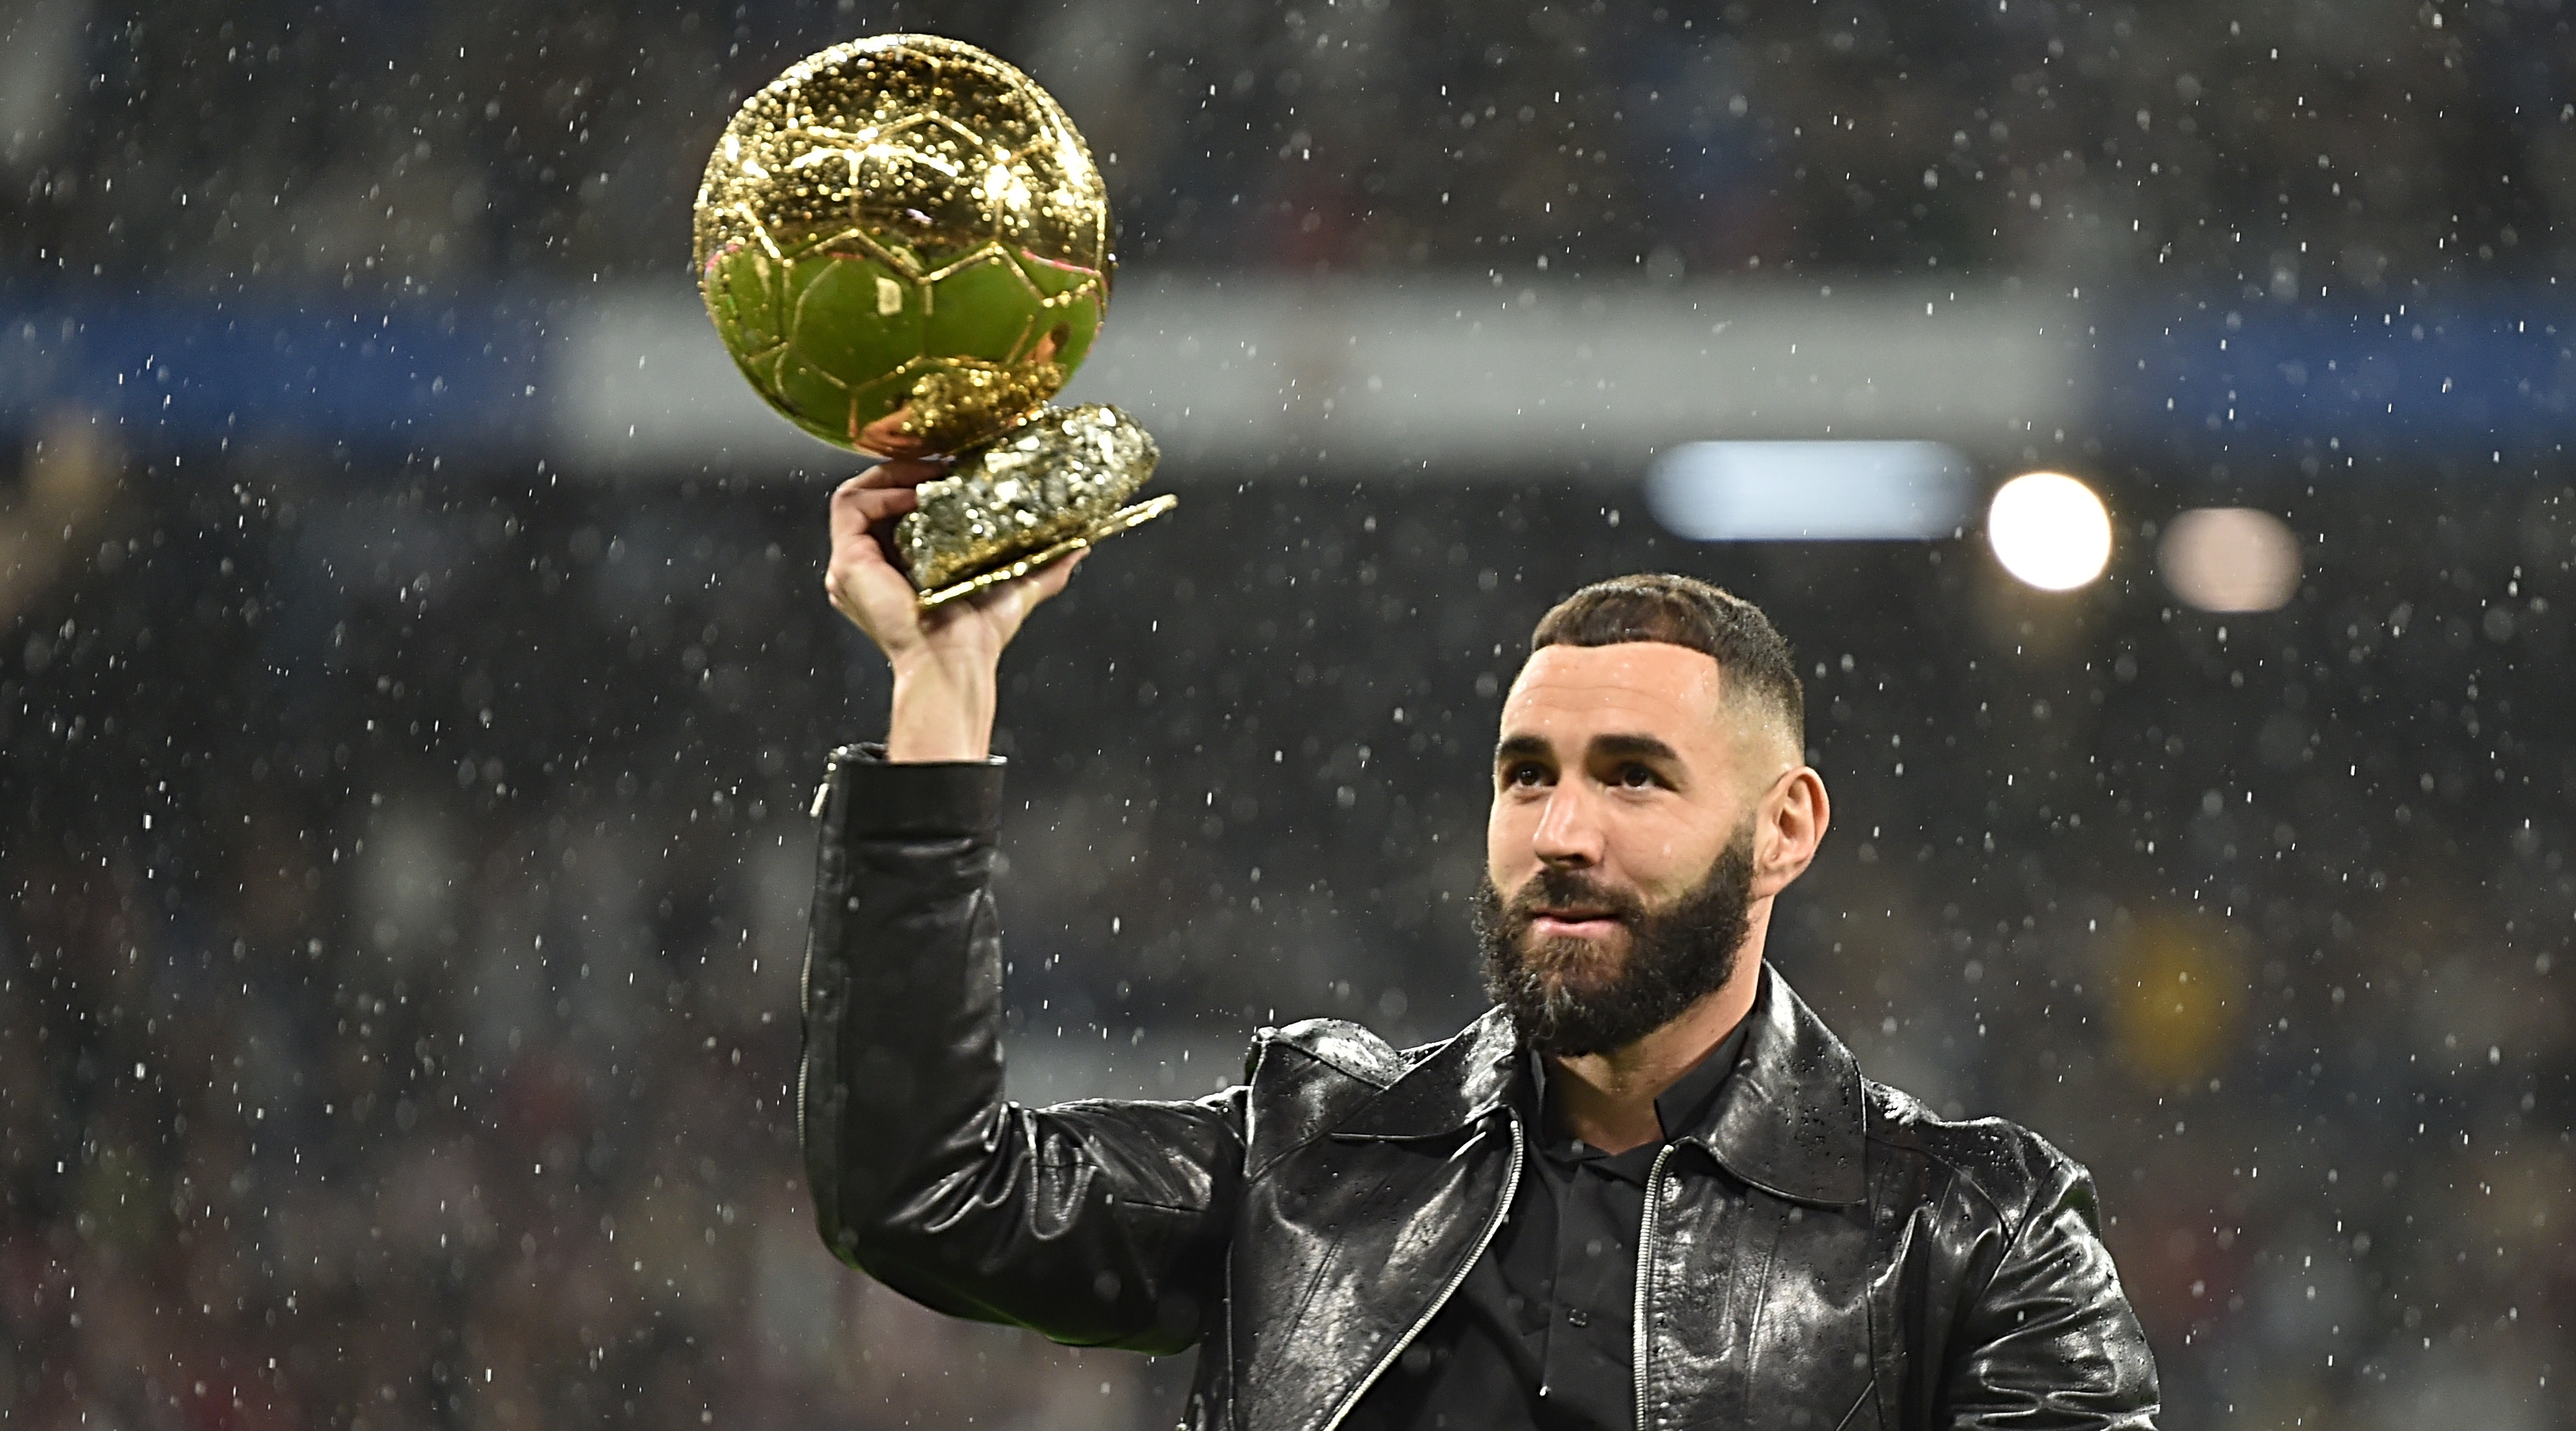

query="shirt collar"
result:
[1523,1014,1748,1157]
[1321,966,1870,1208]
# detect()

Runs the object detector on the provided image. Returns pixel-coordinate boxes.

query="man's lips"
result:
[1528,909,1623,937]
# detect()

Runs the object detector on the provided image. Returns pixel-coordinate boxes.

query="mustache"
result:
[1493,865,1647,932]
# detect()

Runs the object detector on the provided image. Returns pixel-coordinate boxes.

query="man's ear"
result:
[1751,766,1829,899]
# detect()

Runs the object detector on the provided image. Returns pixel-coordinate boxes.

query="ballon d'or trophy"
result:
[692,34,1173,606]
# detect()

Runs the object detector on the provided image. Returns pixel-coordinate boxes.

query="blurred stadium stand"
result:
[10,285,2576,468]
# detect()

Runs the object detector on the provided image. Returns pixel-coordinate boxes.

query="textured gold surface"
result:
[692,34,1112,457]
[915,497,1177,609]
[898,358,1067,453]
[896,403,1164,592]
[697,35,1170,602]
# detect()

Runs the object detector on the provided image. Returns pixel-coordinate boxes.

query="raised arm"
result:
[820,457,1081,765]
[797,463,1240,1352]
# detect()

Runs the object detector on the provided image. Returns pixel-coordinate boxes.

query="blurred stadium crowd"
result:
[7,0,2575,291]
[4,1,2575,1430]
[7,459,2571,1428]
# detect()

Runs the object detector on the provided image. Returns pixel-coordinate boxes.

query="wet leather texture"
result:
[800,749,2160,1431]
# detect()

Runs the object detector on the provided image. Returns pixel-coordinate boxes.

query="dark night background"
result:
[5,1,2573,1427]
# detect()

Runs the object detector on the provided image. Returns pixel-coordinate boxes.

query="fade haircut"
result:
[1529,573,1804,757]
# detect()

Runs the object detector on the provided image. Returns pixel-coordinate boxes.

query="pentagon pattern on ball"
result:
[692,34,1114,456]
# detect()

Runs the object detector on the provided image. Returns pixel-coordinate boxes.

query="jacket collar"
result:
[1328,1006,1521,1140]
[1677,963,1868,1206]
[1329,965,1868,1206]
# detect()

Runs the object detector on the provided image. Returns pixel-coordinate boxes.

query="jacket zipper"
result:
[809,747,845,819]
[1317,1114,1527,1431]
[795,747,847,1138]
[1632,1143,1676,1431]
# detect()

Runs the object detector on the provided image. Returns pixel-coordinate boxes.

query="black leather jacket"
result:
[799,750,2160,1431]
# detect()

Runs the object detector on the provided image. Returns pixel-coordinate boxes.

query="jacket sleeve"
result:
[797,745,1243,1353]
[1939,1158,2160,1430]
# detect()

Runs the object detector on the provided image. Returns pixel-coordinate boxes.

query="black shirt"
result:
[1345,1021,1748,1431]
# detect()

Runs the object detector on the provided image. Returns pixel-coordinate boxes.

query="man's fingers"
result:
[825,524,914,618]
[829,478,873,549]
[830,480,920,550]
[1027,546,1088,603]
[827,491,909,583]
[830,474,1090,648]
[852,485,919,530]
[956,547,1086,623]
[851,456,946,491]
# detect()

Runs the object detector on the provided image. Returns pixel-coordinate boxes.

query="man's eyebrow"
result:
[1589,733,1683,765]
[1493,734,1551,764]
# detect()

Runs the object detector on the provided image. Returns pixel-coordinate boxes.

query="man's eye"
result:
[1505,763,1547,787]
[1617,765,1659,788]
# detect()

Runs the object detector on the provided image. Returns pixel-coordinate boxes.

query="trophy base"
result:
[915,494,1179,609]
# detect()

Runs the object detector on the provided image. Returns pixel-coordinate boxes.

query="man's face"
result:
[1475,819,1757,1056]
[1480,642,1778,1052]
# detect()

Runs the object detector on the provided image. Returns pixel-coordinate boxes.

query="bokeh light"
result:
[2158,507,2303,612]
[2108,912,2249,1088]
[1985,472,2113,590]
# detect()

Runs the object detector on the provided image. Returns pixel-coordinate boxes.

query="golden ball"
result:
[692,35,1112,457]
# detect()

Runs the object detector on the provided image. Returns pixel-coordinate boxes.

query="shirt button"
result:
[1566,1308,1590,1328]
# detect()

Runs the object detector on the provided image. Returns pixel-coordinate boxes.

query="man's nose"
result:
[1530,783,1604,867]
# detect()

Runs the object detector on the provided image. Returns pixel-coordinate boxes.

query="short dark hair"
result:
[1529,573,1803,749]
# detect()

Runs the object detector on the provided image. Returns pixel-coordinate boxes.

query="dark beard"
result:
[1473,826,1757,1057]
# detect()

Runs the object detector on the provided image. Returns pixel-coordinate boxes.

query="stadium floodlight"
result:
[2158,507,2301,612]
[1644,441,1975,541]
[1987,472,2112,590]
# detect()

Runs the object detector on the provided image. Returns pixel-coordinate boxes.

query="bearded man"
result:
[798,463,2160,1431]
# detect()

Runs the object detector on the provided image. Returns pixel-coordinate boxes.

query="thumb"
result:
[1029,546,1089,602]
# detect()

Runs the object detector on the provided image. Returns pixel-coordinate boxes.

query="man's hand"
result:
[826,458,1084,762]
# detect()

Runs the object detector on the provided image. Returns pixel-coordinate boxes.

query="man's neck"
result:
[1545,956,1762,1156]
